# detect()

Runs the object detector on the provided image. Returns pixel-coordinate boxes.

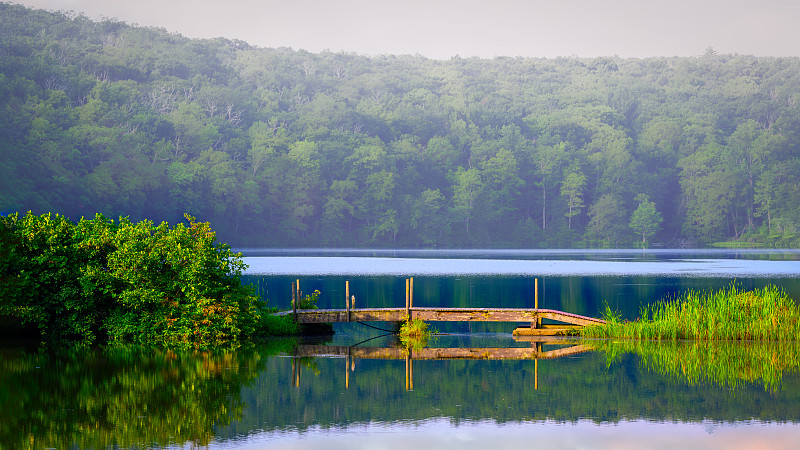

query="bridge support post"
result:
[292,281,297,322]
[531,278,540,329]
[410,277,414,317]
[405,278,410,318]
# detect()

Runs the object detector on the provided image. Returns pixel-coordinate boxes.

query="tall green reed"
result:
[583,283,800,341]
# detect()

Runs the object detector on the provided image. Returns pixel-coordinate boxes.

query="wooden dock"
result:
[279,277,606,336]
[276,307,604,335]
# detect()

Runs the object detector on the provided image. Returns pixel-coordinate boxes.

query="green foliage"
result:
[398,316,431,350]
[0,211,262,346]
[629,194,663,248]
[3,3,800,248]
[255,308,301,336]
[582,284,800,341]
[294,289,320,310]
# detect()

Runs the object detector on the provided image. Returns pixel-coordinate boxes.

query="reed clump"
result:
[582,283,800,341]
[399,316,430,350]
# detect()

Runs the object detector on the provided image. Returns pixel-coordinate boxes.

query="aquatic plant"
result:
[399,316,430,350]
[582,283,800,341]
[255,307,301,336]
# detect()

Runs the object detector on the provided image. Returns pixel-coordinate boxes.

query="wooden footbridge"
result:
[277,278,606,336]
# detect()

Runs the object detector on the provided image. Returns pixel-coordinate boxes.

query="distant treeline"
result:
[2,3,799,247]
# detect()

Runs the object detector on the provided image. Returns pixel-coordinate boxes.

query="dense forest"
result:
[2,3,799,248]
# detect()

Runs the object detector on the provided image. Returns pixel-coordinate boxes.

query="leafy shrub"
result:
[294,289,320,310]
[0,212,262,346]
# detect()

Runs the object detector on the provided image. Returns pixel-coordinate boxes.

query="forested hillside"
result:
[2,3,799,248]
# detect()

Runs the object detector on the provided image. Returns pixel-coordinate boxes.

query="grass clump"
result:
[255,308,301,336]
[399,316,430,350]
[582,283,800,341]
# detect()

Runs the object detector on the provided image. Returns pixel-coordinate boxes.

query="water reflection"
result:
[219,335,800,440]
[0,343,283,449]
[3,337,800,448]
[292,338,590,391]
[589,339,800,391]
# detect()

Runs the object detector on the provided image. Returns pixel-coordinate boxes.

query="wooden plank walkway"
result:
[276,307,605,327]
[278,277,605,336]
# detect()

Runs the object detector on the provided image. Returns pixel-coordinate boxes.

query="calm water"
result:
[3,249,800,448]
[241,249,800,325]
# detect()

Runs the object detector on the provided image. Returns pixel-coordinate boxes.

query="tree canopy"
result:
[2,3,800,248]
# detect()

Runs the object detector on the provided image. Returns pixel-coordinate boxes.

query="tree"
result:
[587,194,628,247]
[629,194,663,248]
[561,168,586,230]
[452,168,484,235]
[410,189,447,247]
[533,142,566,230]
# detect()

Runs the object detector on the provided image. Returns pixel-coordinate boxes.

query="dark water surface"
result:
[3,249,800,448]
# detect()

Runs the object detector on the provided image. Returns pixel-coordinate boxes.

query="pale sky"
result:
[9,0,800,59]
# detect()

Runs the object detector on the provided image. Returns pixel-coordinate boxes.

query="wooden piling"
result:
[346,280,350,322]
[292,281,297,322]
[405,278,410,318]
[409,277,414,319]
[410,277,414,309]
[531,278,542,329]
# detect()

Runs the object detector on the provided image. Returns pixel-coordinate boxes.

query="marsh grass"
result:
[256,308,301,336]
[582,283,800,341]
[587,339,800,391]
[399,316,431,350]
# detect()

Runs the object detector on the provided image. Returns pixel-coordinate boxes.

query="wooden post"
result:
[405,278,410,318]
[532,277,540,329]
[346,280,351,322]
[292,281,297,322]
[410,277,414,314]
[409,277,414,320]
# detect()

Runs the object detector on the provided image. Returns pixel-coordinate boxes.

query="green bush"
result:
[0,212,263,346]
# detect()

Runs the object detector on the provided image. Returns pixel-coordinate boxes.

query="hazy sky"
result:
[9,0,800,59]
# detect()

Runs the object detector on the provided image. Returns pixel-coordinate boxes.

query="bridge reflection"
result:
[290,338,590,390]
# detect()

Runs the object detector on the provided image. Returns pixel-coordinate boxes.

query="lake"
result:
[3,249,800,448]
